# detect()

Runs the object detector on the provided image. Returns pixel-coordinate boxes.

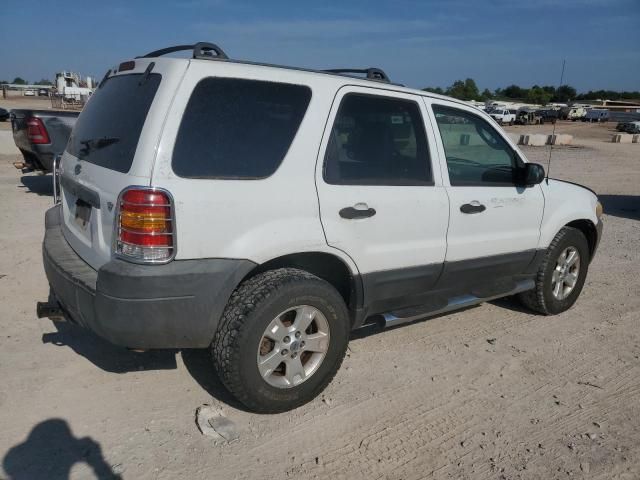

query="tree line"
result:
[0,77,52,85]
[423,78,640,104]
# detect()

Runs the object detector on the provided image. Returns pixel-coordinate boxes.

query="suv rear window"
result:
[67,73,161,173]
[172,78,311,179]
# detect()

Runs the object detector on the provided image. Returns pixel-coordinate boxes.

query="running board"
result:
[382,279,534,328]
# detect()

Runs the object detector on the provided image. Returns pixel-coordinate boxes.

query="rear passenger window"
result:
[172,78,311,179]
[324,93,432,185]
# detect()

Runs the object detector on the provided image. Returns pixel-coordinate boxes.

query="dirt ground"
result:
[0,121,638,480]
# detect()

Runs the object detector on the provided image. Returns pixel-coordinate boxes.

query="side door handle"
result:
[339,204,376,219]
[460,202,486,214]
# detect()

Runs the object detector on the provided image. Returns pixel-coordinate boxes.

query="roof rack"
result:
[136,42,393,84]
[137,42,229,60]
[322,68,390,83]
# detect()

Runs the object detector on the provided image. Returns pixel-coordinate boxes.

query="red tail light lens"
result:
[27,118,50,144]
[115,188,175,263]
[118,60,135,72]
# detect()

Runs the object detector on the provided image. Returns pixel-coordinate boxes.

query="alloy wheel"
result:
[256,305,330,388]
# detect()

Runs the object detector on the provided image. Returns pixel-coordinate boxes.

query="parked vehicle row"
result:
[37,42,603,412]
[491,106,610,125]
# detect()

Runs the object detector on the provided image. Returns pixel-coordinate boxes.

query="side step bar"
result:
[382,279,534,328]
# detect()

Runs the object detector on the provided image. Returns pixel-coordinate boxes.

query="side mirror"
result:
[519,163,545,186]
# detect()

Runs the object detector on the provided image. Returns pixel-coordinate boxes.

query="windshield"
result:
[67,73,161,173]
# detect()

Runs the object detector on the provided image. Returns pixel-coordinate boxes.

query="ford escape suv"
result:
[40,43,603,412]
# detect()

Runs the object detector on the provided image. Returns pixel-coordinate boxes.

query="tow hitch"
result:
[36,301,66,321]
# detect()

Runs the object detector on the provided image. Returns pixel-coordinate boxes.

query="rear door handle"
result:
[460,202,486,214]
[339,204,376,219]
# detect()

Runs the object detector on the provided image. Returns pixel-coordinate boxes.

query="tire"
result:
[518,227,590,315]
[212,268,350,413]
[509,120,514,126]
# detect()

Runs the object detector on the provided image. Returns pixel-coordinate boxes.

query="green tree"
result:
[36,78,53,85]
[526,86,552,105]
[502,84,526,99]
[481,88,493,100]
[12,77,27,85]
[446,78,481,101]
[553,85,577,102]
[422,86,444,94]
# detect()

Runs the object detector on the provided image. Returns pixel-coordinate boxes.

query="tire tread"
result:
[212,268,346,412]
[518,226,586,315]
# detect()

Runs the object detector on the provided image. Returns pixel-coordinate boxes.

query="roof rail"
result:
[135,42,394,84]
[322,68,390,83]
[137,42,229,60]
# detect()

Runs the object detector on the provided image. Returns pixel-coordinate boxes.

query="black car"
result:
[0,107,10,121]
[625,122,640,134]
[537,109,559,124]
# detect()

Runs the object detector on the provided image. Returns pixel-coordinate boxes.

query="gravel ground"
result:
[0,121,638,480]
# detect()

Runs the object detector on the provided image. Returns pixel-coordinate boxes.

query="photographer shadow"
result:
[3,419,120,479]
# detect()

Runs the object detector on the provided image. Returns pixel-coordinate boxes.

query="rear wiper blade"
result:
[139,62,155,86]
[79,137,120,155]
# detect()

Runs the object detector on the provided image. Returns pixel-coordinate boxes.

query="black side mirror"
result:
[519,163,545,186]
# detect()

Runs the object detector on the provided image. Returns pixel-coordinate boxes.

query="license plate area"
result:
[74,199,92,231]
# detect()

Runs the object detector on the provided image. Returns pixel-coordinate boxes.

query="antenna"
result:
[546,59,566,184]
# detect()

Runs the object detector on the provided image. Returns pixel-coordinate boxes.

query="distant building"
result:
[589,99,640,113]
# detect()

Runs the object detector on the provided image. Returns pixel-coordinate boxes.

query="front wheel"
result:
[212,268,350,413]
[518,226,590,315]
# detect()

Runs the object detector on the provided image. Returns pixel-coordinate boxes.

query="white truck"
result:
[567,106,587,121]
[489,107,516,125]
[39,42,603,412]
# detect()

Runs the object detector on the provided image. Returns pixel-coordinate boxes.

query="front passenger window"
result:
[433,105,519,186]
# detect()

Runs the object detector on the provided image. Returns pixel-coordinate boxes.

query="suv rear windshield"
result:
[67,73,161,173]
[172,78,311,179]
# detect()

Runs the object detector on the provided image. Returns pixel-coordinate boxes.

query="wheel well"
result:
[244,252,358,314]
[567,219,597,260]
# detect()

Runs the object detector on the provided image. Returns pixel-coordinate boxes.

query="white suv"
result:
[489,108,516,126]
[40,43,603,412]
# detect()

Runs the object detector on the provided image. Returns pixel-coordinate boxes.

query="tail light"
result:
[115,187,175,263]
[27,117,50,144]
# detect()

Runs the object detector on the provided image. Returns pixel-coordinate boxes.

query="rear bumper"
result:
[42,205,256,348]
[30,147,55,172]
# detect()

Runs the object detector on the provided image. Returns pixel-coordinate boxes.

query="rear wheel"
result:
[518,227,590,315]
[212,268,350,413]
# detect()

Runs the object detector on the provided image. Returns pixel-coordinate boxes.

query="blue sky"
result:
[1,0,638,91]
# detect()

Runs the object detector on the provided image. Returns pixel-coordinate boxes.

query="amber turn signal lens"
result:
[120,210,168,231]
[595,201,603,220]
